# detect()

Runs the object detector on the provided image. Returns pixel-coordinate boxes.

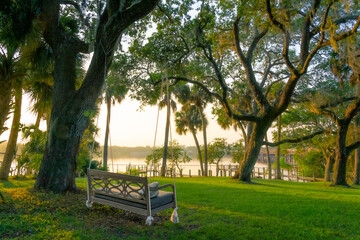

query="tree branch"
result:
[346,140,360,155]
[233,16,271,112]
[311,106,340,125]
[344,97,360,122]
[157,3,174,24]
[263,130,325,147]
[310,15,359,37]
[169,76,259,122]
[301,8,360,75]
[266,0,297,76]
[247,28,268,61]
[300,0,321,65]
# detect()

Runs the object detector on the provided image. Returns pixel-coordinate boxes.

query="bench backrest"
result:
[87,169,149,204]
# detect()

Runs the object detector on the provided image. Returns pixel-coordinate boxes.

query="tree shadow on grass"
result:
[252,180,360,196]
[0,180,16,188]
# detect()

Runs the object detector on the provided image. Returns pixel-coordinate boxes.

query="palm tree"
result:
[102,54,130,170]
[0,44,27,180]
[175,104,205,175]
[159,91,177,177]
[188,86,210,176]
[0,80,23,180]
[102,84,128,170]
[159,82,190,177]
[24,41,54,129]
[26,80,53,129]
[0,46,23,136]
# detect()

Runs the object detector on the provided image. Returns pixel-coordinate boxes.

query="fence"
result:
[2,158,356,183]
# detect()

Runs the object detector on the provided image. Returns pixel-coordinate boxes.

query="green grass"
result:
[1,177,360,240]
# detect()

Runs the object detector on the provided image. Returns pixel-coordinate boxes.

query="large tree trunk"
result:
[35,0,159,193]
[191,126,204,176]
[264,135,272,179]
[161,93,171,177]
[103,93,111,171]
[35,44,83,192]
[275,115,281,180]
[0,82,22,180]
[324,155,334,182]
[353,148,360,185]
[333,124,349,186]
[353,118,360,185]
[238,120,272,182]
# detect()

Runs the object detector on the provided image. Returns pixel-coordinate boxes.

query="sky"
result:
[0,93,243,147]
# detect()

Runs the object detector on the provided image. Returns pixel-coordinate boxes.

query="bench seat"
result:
[94,190,174,210]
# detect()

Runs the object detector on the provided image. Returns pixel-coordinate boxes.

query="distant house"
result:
[257,147,296,166]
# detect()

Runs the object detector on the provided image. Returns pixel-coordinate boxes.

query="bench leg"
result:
[86,200,92,208]
[145,216,154,226]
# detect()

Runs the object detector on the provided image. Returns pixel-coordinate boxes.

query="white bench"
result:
[86,169,178,225]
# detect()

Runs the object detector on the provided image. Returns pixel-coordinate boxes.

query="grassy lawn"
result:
[1,177,360,240]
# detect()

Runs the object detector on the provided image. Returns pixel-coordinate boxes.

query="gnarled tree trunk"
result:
[238,119,272,182]
[265,135,271,179]
[275,115,281,180]
[333,125,349,186]
[353,148,360,185]
[324,155,334,182]
[353,118,360,185]
[0,82,22,180]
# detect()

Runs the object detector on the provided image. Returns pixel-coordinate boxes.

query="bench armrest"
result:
[150,183,174,192]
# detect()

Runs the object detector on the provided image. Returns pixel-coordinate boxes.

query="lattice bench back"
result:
[87,169,149,204]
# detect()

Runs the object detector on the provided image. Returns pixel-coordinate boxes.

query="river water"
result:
[94,157,268,176]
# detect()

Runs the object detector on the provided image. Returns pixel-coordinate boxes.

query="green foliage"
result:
[17,121,101,177]
[293,150,325,178]
[146,140,191,175]
[0,0,39,46]
[230,140,245,163]
[77,121,101,175]
[17,126,46,176]
[272,157,293,171]
[145,148,163,168]
[207,138,230,165]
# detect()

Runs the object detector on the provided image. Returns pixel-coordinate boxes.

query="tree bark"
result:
[103,92,111,171]
[0,82,22,180]
[35,111,42,129]
[264,135,272,179]
[191,126,204,176]
[353,148,360,185]
[199,108,208,176]
[353,118,360,185]
[161,93,171,177]
[324,155,334,182]
[276,114,281,180]
[0,79,13,136]
[238,119,272,182]
[333,124,349,186]
[35,43,82,192]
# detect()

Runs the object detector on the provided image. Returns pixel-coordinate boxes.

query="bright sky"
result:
[0,93,243,147]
